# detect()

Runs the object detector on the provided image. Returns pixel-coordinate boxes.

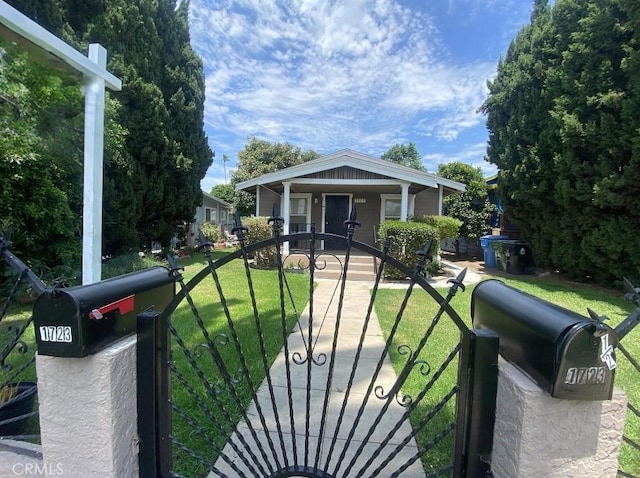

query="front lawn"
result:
[168,251,310,477]
[374,274,640,475]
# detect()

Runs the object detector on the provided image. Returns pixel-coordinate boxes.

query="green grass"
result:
[3,252,639,475]
[168,251,310,477]
[374,274,640,475]
[0,285,39,440]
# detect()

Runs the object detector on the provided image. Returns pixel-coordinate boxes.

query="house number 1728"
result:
[39,326,72,343]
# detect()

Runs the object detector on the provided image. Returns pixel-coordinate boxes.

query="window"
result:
[290,197,308,216]
[384,198,402,220]
[205,207,217,224]
[289,194,311,234]
[380,195,415,222]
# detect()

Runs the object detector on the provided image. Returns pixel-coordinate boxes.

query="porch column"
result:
[438,184,444,215]
[400,183,409,221]
[283,182,291,254]
[255,185,261,216]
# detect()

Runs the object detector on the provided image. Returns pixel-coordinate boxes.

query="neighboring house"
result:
[235,149,465,252]
[187,191,233,246]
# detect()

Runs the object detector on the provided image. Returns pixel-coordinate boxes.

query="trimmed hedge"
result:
[413,215,462,240]
[377,221,439,279]
[242,216,277,268]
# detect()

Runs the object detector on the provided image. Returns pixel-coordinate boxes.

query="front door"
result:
[324,195,350,250]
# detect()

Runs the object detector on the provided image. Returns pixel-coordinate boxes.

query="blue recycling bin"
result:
[480,235,509,268]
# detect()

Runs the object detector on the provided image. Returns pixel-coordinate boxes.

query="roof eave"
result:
[234,149,466,192]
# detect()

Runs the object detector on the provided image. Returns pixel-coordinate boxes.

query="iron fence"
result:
[614,279,640,478]
[0,235,46,443]
[137,208,499,478]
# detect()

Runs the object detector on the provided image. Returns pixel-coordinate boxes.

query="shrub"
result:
[242,216,277,268]
[101,253,165,280]
[414,215,462,240]
[377,221,439,279]
[200,222,223,243]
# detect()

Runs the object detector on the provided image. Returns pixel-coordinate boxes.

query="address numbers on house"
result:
[39,326,73,343]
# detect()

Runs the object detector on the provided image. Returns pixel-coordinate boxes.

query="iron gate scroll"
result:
[0,235,45,443]
[138,208,499,478]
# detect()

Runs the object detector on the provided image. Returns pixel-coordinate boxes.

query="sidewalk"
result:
[377,260,485,289]
[213,279,427,477]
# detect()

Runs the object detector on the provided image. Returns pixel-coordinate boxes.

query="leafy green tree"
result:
[210,184,235,205]
[381,142,425,171]
[482,0,640,283]
[7,0,213,255]
[232,138,320,215]
[437,163,496,256]
[0,47,83,271]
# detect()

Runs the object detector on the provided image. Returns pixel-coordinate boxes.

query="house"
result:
[187,191,233,246]
[235,149,465,252]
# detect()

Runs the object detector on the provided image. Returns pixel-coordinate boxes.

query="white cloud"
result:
[190,0,530,189]
[422,142,489,172]
[190,0,494,152]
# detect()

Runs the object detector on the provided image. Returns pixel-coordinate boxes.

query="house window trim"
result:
[283,193,312,232]
[380,194,415,222]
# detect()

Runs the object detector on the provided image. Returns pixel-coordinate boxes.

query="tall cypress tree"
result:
[5,0,213,254]
[481,0,558,263]
[483,0,640,283]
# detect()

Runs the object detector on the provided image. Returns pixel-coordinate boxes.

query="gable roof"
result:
[235,149,466,192]
[202,191,232,208]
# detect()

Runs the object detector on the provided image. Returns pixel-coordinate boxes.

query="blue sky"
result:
[188,0,536,192]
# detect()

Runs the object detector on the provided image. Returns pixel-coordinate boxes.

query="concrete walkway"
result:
[213,279,428,477]
[213,261,484,477]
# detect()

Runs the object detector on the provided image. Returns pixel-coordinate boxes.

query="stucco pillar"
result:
[36,336,139,477]
[283,182,291,254]
[438,184,443,216]
[492,357,627,478]
[400,183,409,221]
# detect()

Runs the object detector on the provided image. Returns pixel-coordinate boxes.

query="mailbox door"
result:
[553,322,617,400]
[33,292,86,357]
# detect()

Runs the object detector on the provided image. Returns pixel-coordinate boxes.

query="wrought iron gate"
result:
[138,209,499,478]
[0,235,45,443]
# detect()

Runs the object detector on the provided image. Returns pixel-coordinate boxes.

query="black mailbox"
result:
[471,279,617,400]
[33,266,175,357]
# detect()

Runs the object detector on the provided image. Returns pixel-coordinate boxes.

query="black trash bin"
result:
[504,241,534,274]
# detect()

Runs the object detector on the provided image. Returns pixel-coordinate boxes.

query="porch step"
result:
[285,253,377,282]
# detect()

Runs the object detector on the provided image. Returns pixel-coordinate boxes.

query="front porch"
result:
[235,149,466,255]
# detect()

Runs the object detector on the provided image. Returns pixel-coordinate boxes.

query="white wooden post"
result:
[283,182,291,254]
[400,183,409,221]
[1,2,122,285]
[82,44,107,285]
[255,184,263,218]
